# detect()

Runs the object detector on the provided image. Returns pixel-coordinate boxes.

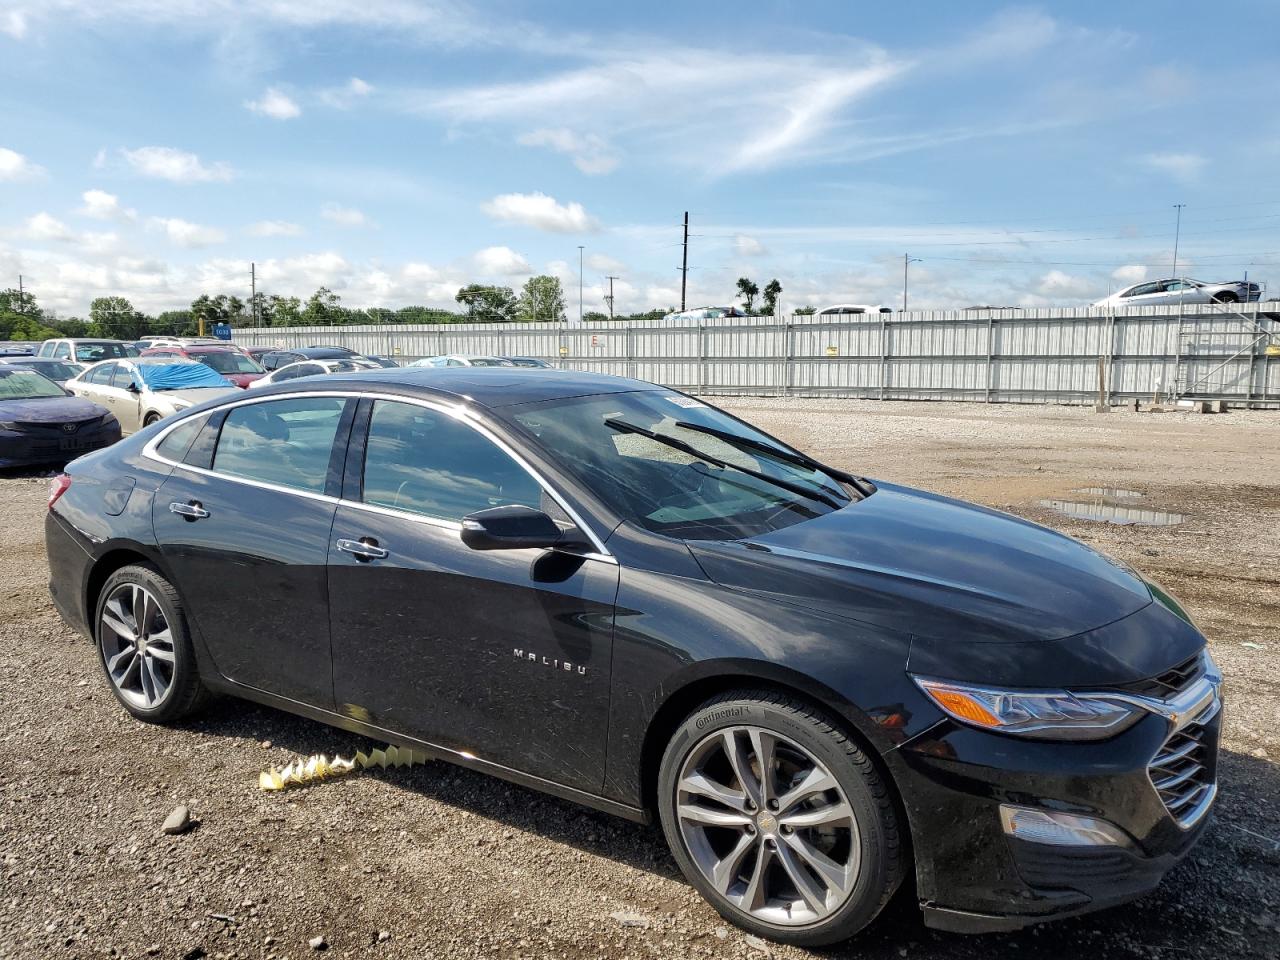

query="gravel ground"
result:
[1,399,1277,960]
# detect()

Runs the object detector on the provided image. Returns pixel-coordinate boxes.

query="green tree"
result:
[794,305,816,315]
[517,275,567,323]
[301,287,343,325]
[736,277,759,312]
[89,296,148,339]
[455,284,518,323]
[582,310,610,324]
[762,278,782,316]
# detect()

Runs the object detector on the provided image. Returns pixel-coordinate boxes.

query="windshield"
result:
[74,342,131,361]
[9,361,80,381]
[468,357,511,367]
[506,391,854,540]
[0,368,66,399]
[197,352,264,374]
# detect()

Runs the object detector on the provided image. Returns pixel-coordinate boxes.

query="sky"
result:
[2,0,1279,318]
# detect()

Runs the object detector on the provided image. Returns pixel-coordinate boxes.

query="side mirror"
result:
[126,382,140,393]
[460,505,582,551]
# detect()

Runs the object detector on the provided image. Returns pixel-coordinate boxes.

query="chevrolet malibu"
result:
[44,368,1221,945]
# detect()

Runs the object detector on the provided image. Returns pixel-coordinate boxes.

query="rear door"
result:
[152,394,355,707]
[326,397,619,792]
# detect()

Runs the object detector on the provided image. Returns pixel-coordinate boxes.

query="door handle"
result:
[169,501,210,520]
[336,537,389,561]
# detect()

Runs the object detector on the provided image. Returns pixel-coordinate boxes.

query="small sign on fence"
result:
[558,345,569,357]
[825,345,838,357]
[590,334,606,348]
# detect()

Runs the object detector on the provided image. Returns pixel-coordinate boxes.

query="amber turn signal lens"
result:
[925,688,1001,727]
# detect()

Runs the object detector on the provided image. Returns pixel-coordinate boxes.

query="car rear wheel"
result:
[657,691,902,946]
[95,564,208,722]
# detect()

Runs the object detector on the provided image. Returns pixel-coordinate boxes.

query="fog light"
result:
[999,804,1131,847]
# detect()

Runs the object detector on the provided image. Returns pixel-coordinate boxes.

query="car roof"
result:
[264,366,656,408]
[276,346,354,358]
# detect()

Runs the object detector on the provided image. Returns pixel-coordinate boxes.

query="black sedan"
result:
[0,356,87,384]
[0,367,121,469]
[43,369,1220,945]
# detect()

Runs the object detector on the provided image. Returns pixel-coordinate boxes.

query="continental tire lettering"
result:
[695,706,751,729]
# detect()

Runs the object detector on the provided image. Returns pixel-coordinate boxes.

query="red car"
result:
[139,344,267,388]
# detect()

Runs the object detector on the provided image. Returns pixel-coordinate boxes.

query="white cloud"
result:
[0,146,44,181]
[516,128,619,175]
[320,77,374,109]
[25,212,75,242]
[2,10,26,39]
[121,146,233,183]
[150,217,228,248]
[733,234,765,257]
[1112,264,1147,285]
[248,219,305,237]
[473,245,531,276]
[1036,270,1095,299]
[78,189,136,222]
[585,252,624,273]
[1140,152,1207,183]
[320,202,371,227]
[481,192,598,233]
[245,87,301,120]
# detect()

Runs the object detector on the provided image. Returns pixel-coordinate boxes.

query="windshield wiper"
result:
[673,420,874,499]
[603,418,845,510]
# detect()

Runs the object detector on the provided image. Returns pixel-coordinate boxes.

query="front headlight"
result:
[912,676,1143,741]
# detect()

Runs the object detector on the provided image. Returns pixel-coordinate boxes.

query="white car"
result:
[660,306,745,323]
[815,304,893,316]
[66,357,238,433]
[1093,278,1262,308]
[248,357,381,387]
[408,355,515,368]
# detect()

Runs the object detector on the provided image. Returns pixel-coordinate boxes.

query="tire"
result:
[1214,292,1239,303]
[657,690,902,946]
[94,564,209,723]
[143,413,161,427]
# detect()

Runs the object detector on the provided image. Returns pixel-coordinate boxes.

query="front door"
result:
[327,398,619,793]
[152,395,354,707]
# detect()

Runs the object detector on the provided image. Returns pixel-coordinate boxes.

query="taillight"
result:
[48,473,72,510]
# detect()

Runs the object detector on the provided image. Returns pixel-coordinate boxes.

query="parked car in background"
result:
[1094,278,1262,308]
[0,366,119,467]
[505,356,554,368]
[408,354,515,368]
[0,342,39,356]
[0,356,87,384]
[66,357,237,433]
[816,304,893,316]
[360,355,401,368]
[247,357,380,388]
[243,346,277,364]
[140,344,266,388]
[661,306,746,323]
[37,338,137,363]
[259,346,364,371]
[46,367,1222,946]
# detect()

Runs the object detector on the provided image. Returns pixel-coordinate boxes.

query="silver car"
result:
[66,357,238,433]
[1094,277,1262,308]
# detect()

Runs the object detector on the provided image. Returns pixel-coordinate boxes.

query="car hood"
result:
[0,395,108,423]
[152,387,239,407]
[687,481,1152,645]
[222,373,265,388]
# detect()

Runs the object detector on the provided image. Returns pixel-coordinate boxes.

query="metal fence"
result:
[233,302,1280,406]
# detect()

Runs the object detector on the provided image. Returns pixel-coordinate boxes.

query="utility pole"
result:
[16,274,23,314]
[680,211,689,311]
[605,276,619,319]
[902,254,922,312]
[1171,204,1185,279]
[578,245,584,326]
[251,262,257,327]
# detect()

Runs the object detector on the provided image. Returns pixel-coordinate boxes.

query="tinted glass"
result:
[7,360,79,381]
[213,397,347,493]
[74,342,130,361]
[110,365,135,389]
[156,414,208,461]
[362,400,541,522]
[86,363,116,385]
[0,368,64,399]
[507,391,852,540]
[198,352,263,374]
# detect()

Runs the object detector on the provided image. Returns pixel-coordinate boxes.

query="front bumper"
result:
[891,684,1221,933]
[0,423,121,468]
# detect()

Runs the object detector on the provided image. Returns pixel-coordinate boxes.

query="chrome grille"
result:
[1149,698,1219,829]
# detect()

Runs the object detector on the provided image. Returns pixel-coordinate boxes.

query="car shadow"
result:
[181,697,1280,958]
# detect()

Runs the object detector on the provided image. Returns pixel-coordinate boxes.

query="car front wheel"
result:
[95,564,208,722]
[657,690,903,946]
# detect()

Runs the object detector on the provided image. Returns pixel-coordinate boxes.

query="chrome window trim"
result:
[141,388,616,562]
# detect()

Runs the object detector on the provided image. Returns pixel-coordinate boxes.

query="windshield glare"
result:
[74,342,130,361]
[198,352,263,374]
[0,369,66,400]
[507,391,852,540]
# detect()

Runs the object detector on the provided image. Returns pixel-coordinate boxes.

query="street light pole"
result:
[578,245,584,326]
[903,254,922,312]
[1171,204,1185,279]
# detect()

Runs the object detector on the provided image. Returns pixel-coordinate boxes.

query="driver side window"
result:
[361,400,542,522]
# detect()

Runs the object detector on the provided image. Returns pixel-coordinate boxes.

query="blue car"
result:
[0,367,121,468]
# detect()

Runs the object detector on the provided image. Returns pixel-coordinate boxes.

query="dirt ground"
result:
[1,399,1277,960]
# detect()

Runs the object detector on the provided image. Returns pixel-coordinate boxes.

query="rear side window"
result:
[213,397,347,493]
[361,400,541,522]
[110,366,134,389]
[85,363,114,385]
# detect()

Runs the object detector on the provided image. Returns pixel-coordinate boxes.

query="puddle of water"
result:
[1038,499,1186,526]
[1072,486,1144,499]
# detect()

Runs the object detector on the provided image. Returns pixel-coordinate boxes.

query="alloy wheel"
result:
[99,582,176,710]
[674,725,860,926]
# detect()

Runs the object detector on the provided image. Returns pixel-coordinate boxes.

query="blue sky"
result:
[2,0,1278,317]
